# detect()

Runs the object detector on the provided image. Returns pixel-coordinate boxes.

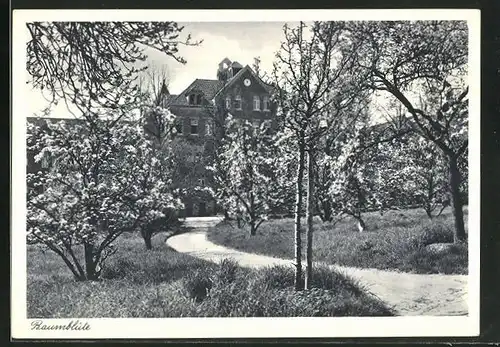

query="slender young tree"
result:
[273,21,368,289]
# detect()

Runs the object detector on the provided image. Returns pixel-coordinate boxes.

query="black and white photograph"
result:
[11,9,480,339]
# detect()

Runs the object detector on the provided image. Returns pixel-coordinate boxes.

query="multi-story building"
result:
[26,58,276,217]
[156,57,276,217]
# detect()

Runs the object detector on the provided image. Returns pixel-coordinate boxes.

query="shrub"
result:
[101,236,216,285]
[212,258,240,284]
[417,222,454,247]
[404,242,468,274]
[256,265,296,290]
[309,265,367,297]
[180,270,213,302]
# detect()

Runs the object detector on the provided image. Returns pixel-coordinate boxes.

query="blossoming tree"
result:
[209,118,281,236]
[27,110,180,280]
[350,20,469,242]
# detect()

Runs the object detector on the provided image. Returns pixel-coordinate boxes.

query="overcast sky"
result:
[166,22,294,94]
[26,21,402,123]
[27,22,293,118]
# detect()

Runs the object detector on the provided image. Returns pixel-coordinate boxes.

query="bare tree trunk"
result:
[354,213,366,233]
[140,229,154,250]
[322,199,332,222]
[249,219,257,236]
[448,155,466,242]
[249,202,256,236]
[425,202,433,220]
[304,150,314,290]
[425,176,435,219]
[294,143,305,291]
[84,243,99,280]
[144,233,153,250]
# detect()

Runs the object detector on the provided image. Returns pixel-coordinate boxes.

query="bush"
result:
[309,265,367,297]
[417,222,454,247]
[213,258,240,284]
[100,235,215,285]
[256,265,296,290]
[180,270,213,302]
[404,243,468,275]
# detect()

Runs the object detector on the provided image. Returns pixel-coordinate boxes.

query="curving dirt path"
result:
[167,216,468,316]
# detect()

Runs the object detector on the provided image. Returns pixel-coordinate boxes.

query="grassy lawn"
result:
[207,207,468,275]
[27,232,394,318]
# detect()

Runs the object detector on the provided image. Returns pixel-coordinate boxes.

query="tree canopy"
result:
[26,21,199,117]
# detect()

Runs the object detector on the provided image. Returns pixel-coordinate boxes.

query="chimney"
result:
[217,57,232,82]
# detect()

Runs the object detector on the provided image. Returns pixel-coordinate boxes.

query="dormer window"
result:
[225,96,231,109]
[263,96,270,111]
[234,95,242,110]
[253,96,261,111]
[188,93,203,105]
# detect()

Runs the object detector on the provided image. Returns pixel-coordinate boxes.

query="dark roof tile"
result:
[171,79,224,106]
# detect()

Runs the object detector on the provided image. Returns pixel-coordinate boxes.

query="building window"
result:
[190,119,199,135]
[188,94,203,105]
[253,96,261,111]
[234,95,242,110]
[205,120,212,136]
[225,96,231,109]
[263,96,270,111]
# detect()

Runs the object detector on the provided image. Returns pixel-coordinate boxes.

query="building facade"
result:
[26,58,277,217]
[157,58,276,217]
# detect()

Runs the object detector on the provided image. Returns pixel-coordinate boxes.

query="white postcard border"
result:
[11,9,481,339]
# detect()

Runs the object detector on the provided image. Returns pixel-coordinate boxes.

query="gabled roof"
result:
[214,65,274,98]
[171,79,224,106]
